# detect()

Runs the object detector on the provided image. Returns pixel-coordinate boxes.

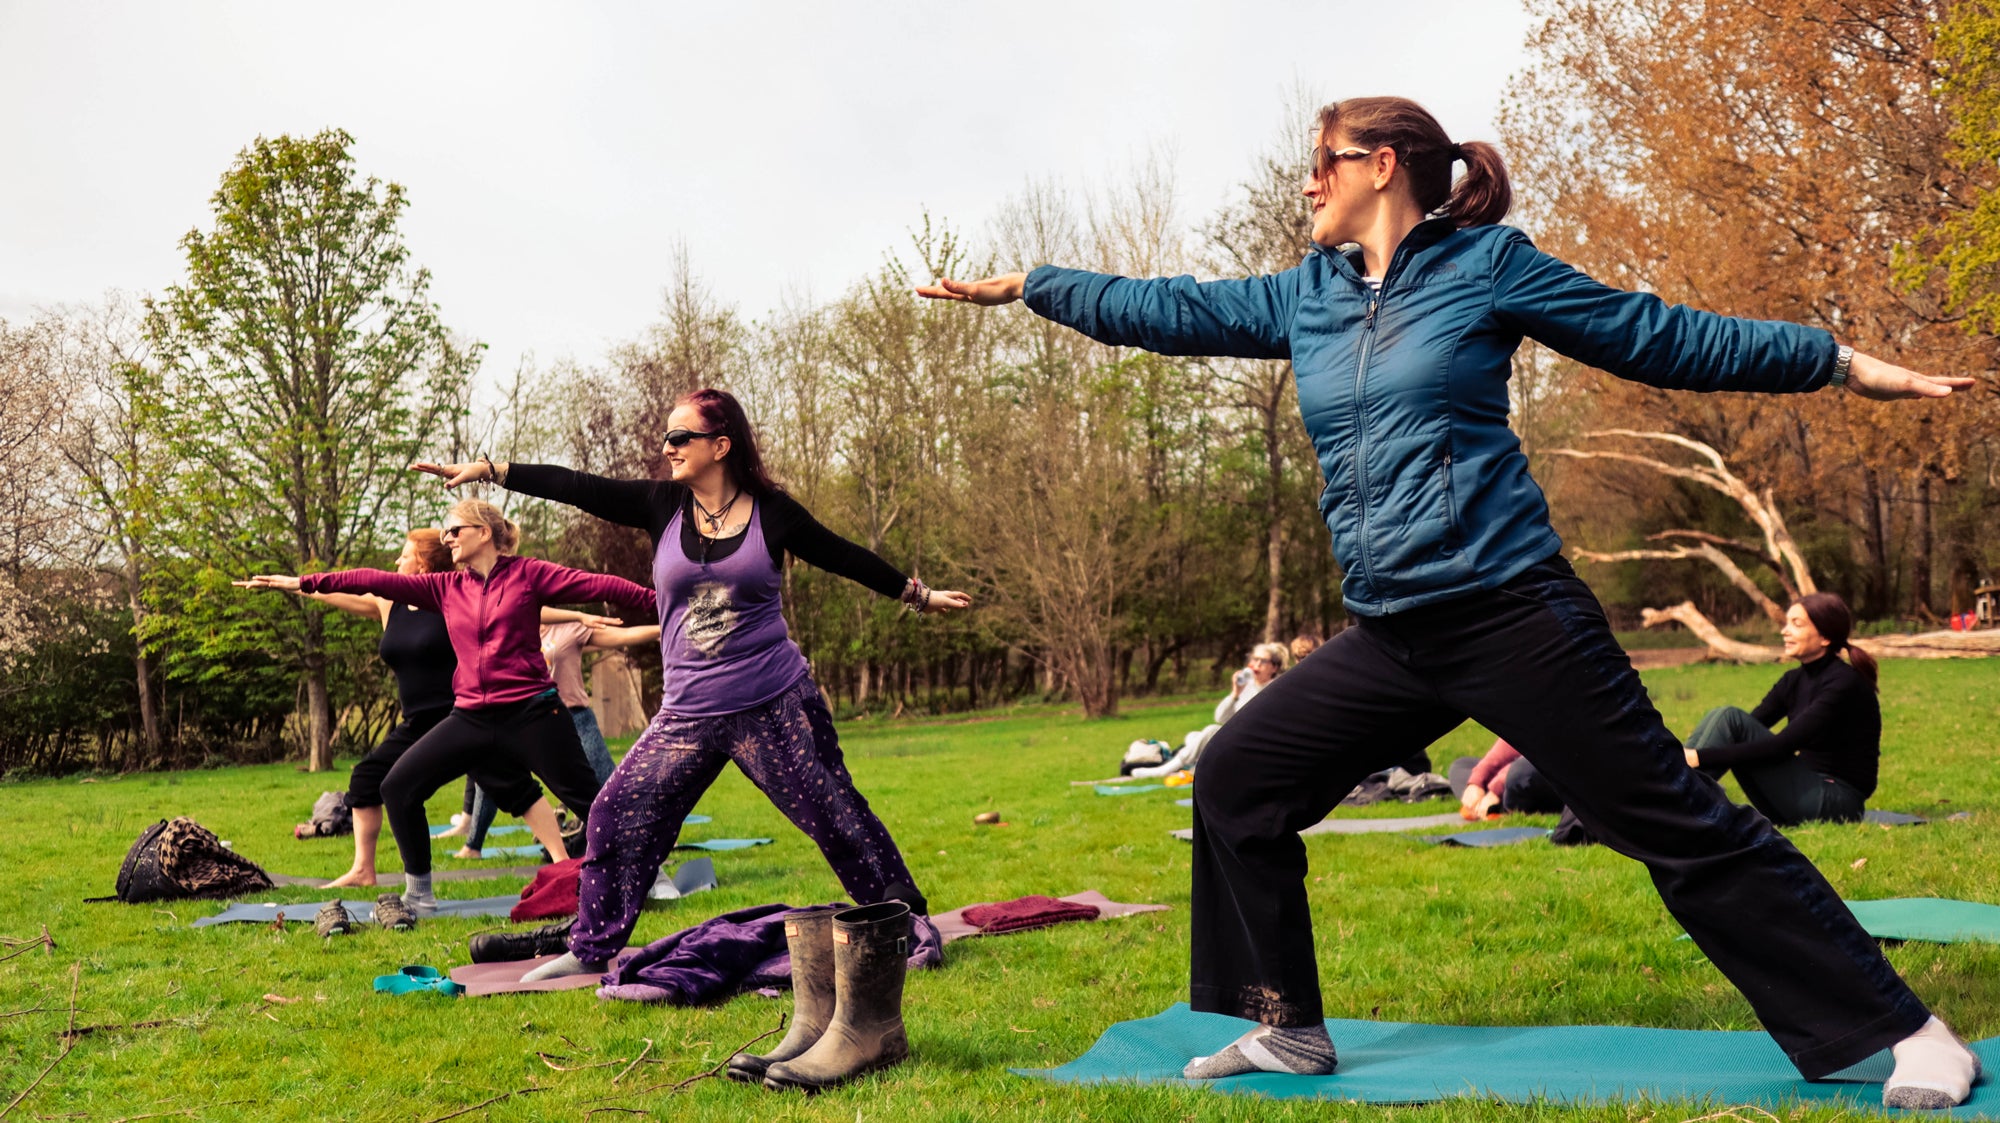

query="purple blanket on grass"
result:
[596,902,944,1005]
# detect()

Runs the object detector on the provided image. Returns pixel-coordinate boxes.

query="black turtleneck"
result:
[1697,654,1881,797]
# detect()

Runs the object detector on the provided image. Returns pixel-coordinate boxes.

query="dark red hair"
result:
[1796,591,1877,688]
[1316,96,1512,228]
[677,388,783,496]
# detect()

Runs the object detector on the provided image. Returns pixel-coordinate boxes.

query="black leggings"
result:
[346,707,451,808]
[380,692,603,876]
[1189,555,1926,1079]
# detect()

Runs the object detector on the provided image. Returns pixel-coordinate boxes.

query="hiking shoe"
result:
[314,900,356,938]
[374,892,418,931]
[468,918,575,964]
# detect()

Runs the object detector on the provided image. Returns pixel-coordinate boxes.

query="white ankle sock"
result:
[1183,1023,1337,1079]
[1885,1016,1980,1110]
[519,951,606,983]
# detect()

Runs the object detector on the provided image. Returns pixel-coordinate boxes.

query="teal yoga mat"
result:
[1097,784,1166,796]
[1845,898,2000,944]
[1016,1004,2000,1112]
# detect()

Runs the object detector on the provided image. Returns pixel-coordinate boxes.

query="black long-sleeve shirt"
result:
[503,463,908,599]
[1698,655,1881,797]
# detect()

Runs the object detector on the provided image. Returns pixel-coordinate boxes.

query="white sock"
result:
[1884,1016,1981,1110]
[519,951,606,983]
[1183,1023,1336,1079]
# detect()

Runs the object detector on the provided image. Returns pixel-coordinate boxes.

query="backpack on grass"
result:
[90,817,274,903]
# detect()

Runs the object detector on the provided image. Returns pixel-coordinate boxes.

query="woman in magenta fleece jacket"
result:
[240,498,656,910]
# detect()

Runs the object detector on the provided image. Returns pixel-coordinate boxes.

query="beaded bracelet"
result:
[901,577,931,614]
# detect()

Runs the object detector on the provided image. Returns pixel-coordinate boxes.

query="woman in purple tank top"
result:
[415,388,968,981]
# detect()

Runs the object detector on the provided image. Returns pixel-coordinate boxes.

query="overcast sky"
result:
[0,1,1536,383]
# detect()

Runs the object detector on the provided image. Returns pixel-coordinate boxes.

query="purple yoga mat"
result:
[450,949,641,997]
[931,890,1169,943]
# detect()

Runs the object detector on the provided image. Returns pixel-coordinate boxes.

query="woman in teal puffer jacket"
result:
[920,96,1978,1109]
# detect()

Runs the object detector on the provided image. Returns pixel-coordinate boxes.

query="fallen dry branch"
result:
[0,927,56,964]
[419,1086,545,1123]
[58,1018,177,1041]
[108,1101,250,1123]
[1640,603,1783,663]
[0,964,80,1120]
[611,1039,654,1085]
[593,1013,786,1100]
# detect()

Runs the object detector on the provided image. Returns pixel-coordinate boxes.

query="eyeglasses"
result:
[440,523,485,542]
[663,428,721,449]
[1249,656,1276,666]
[1309,145,1375,179]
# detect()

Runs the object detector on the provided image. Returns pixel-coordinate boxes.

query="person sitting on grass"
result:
[1450,737,1566,821]
[1129,643,1291,779]
[1682,593,1880,826]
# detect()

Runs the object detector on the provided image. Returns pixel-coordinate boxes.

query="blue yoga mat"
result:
[673,837,772,851]
[193,895,522,926]
[1016,1004,2000,1112]
[476,844,546,859]
[1097,784,1166,797]
[1425,827,1551,848]
[431,823,526,838]
[1862,810,1926,826]
[1846,898,2000,943]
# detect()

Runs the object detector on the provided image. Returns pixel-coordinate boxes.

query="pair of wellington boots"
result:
[727,901,912,1092]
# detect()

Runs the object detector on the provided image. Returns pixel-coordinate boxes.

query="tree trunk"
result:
[1862,467,1891,617]
[1639,601,1784,663]
[123,554,162,768]
[1912,470,1935,617]
[304,612,333,771]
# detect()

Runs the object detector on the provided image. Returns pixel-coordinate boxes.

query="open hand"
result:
[411,460,495,489]
[1845,352,1977,401]
[575,612,625,630]
[924,589,973,615]
[235,575,302,592]
[914,273,1028,306]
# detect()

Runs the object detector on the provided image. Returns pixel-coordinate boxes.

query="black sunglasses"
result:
[1309,144,1374,179]
[663,428,721,449]
[439,523,485,541]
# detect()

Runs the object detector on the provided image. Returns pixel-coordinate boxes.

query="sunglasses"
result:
[663,428,721,449]
[1309,144,1375,179]
[440,523,485,541]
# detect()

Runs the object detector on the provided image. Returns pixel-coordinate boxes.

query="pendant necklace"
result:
[691,490,740,564]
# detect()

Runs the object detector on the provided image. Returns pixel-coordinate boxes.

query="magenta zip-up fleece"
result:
[302,555,656,710]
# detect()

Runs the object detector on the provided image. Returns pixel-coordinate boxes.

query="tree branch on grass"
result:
[591,1013,786,1100]
[419,1087,544,1123]
[0,963,79,1120]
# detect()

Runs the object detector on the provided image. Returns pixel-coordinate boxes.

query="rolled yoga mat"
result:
[192,895,523,926]
[1015,1003,2000,1113]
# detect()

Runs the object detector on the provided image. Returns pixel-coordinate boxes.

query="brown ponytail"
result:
[1796,591,1876,688]
[447,498,520,556]
[1315,97,1513,228]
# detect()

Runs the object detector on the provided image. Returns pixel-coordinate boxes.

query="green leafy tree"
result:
[141,129,477,771]
[1904,0,2000,334]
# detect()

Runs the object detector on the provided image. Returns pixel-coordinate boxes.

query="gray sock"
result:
[402,873,436,913]
[519,951,607,983]
[1183,1023,1337,1079]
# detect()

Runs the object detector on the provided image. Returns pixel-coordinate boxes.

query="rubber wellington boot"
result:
[763,902,912,1092]
[726,906,842,1084]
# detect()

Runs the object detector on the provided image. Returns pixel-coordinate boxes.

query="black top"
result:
[378,602,456,716]
[1698,655,1881,798]
[504,464,908,599]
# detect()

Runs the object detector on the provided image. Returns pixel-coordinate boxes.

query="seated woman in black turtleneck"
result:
[1682,592,1880,826]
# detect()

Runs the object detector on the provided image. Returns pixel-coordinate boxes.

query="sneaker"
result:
[314,900,355,938]
[373,892,418,931]
[469,918,575,964]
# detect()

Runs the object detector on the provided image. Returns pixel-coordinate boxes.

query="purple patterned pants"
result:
[570,675,928,963]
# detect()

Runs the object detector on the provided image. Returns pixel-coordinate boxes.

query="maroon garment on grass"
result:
[960,894,1102,934]
[511,857,582,921]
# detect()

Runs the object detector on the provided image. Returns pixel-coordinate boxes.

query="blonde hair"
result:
[447,498,519,555]
[1250,642,1291,672]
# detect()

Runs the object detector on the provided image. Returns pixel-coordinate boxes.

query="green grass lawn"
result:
[5,661,2000,1121]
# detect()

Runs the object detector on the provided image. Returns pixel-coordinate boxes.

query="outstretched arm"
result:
[583,624,662,650]
[238,570,446,613]
[919,266,1299,360]
[298,589,391,623]
[541,607,624,628]
[1492,229,1973,399]
[518,557,657,617]
[763,493,970,614]
[410,459,672,536]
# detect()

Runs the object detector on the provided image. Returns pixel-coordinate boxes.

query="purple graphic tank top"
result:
[652,501,811,717]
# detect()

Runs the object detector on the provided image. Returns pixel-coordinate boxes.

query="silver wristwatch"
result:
[1829,345,1853,388]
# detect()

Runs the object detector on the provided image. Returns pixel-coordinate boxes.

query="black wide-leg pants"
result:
[1188,555,1927,1078]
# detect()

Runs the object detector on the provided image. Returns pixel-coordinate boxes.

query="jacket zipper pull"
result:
[1365,299,1377,327]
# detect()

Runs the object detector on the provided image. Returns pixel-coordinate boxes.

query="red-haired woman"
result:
[240,499,655,913]
[415,391,967,1014]
[1684,593,1882,826]
[919,96,1976,1108]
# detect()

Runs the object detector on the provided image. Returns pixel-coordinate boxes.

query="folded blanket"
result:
[598,902,943,1005]
[961,894,1102,934]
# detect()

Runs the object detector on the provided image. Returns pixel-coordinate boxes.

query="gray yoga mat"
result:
[649,858,718,900]
[1171,811,1465,842]
[1014,1003,2000,1112]
[672,838,772,852]
[1097,784,1167,796]
[1861,809,1926,826]
[269,865,544,886]
[192,894,521,926]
